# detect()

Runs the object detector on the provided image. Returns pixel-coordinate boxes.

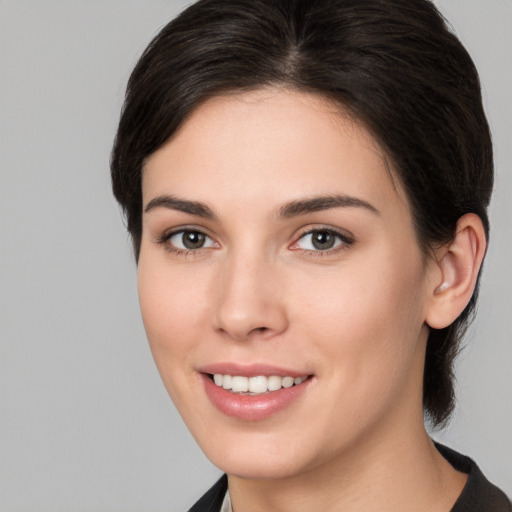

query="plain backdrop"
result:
[0,1,511,510]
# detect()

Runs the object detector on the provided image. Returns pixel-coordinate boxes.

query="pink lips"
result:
[199,363,312,421]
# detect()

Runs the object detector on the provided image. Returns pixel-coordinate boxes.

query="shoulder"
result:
[435,443,511,512]
[188,474,228,512]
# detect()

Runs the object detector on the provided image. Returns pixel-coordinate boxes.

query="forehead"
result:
[142,88,405,214]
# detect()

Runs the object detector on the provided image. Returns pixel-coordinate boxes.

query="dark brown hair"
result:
[111,0,493,427]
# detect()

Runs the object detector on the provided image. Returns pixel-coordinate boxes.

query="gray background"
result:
[0,1,510,510]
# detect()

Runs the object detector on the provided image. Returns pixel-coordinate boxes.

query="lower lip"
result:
[201,374,311,421]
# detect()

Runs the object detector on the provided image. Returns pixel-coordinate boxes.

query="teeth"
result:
[212,374,306,394]
[231,376,249,392]
[267,375,282,391]
[249,376,267,393]
[222,374,232,390]
[282,376,294,388]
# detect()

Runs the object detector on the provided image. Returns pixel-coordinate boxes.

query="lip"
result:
[198,362,310,378]
[198,363,313,421]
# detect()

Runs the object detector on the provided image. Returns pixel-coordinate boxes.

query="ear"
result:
[425,213,487,329]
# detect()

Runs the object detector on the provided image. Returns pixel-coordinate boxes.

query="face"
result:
[138,89,436,480]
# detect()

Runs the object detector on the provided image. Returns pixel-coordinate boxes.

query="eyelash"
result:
[156,226,354,257]
[290,227,354,257]
[156,228,218,256]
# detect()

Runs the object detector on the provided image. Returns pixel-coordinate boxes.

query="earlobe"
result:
[426,213,487,329]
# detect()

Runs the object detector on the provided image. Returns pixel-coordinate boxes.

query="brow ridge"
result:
[144,194,378,220]
[278,195,379,218]
[144,195,216,219]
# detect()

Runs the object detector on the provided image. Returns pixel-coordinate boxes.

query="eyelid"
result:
[156,225,220,254]
[289,225,354,253]
[154,224,353,256]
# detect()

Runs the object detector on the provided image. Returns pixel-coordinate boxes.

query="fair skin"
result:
[138,89,486,512]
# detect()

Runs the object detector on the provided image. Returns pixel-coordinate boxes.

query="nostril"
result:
[247,326,271,338]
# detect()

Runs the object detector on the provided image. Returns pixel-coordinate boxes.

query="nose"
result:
[212,252,288,341]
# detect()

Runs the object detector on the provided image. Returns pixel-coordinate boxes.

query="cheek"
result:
[293,252,428,404]
[137,255,209,371]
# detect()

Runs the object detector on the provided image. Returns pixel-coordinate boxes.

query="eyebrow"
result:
[144,195,217,219]
[143,193,379,219]
[277,195,379,218]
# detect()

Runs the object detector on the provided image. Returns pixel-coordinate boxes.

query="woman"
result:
[110,0,511,510]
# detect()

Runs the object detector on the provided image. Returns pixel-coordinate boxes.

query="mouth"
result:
[208,373,308,395]
[199,365,313,421]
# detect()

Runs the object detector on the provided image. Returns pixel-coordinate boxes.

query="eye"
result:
[165,230,217,251]
[292,229,351,252]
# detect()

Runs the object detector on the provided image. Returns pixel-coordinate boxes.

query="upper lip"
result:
[198,362,311,378]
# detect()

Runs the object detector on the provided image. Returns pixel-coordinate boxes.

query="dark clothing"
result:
[436,444,511,512]
[189,474,227,512]
[189,444,511,512]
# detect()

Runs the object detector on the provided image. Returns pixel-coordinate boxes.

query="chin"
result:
[209,450,309,480]
[193,425,324,480]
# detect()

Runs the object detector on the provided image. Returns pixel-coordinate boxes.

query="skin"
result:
[138,89,479,511]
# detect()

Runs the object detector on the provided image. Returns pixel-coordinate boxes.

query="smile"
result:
[201,368,313,421]
[212,374,306,395]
